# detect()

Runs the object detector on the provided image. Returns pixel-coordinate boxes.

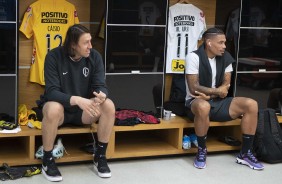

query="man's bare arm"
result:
[186,74,219,96]
[221,72,231,87]
[186,72,232,98]
[217,72,231,98]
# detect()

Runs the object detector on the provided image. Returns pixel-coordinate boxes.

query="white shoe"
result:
[52,138,65,159]
[35,138,66,159]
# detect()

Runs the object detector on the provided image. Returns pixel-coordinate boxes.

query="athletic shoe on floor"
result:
[35,138,65,159]
[189,134,198,147]
[194,147,207,169]
[42,157,63,182]
[182,135,191,149]
[236,150,264,170]
[35,146,44,159]
[52,138,65,159]
[94,155,111,178]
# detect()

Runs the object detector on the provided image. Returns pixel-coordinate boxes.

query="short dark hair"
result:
[202,27,224,42]
[64,24,90,57]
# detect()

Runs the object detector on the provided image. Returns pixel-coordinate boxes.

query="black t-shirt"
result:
[44,46,108,110]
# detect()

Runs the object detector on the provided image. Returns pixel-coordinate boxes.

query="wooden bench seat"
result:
[1,115,281,166]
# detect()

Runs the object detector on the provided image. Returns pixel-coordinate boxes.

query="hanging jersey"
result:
[166,3,206,73]
[98,17,105,39]
[226,8,239,41]
[19,0,79,85]
[225,8,240,54]
[249,6,265,28]
[0,0,15,22]
[138,1,160,36]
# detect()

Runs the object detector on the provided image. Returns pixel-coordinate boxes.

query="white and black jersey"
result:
[166,3,206,73]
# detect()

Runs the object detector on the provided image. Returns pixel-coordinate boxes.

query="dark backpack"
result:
[169,74,186,103]
[253,108,282,163]
[164,74,187,116]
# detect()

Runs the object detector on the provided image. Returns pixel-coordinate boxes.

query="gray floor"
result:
[5,152,282,184]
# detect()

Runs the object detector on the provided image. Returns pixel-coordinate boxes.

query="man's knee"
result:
[192,100,210,116]
[43,102,64,120]
[244,98,258,113]
[102,99,115,115]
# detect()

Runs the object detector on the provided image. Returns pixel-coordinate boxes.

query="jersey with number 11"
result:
[166,3,206,73]
[20,0,79,85]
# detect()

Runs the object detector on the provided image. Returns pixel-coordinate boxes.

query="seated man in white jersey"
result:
[41,24,115,182]
[185,28,264,170]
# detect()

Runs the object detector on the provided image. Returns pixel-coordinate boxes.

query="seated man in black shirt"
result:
[41,24,115,182]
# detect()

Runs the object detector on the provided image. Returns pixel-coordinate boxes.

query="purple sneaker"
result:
[194,147,207,169]
[236,150,264,170]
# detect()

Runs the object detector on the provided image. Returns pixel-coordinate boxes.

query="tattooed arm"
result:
[186,72,231,99]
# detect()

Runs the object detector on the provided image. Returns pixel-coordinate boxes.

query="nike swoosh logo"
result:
[63,72,68,75]
[42,165,48,171]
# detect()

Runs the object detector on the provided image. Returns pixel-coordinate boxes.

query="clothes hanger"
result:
[178,0,191,4]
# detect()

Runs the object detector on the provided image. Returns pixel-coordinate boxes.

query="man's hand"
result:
[191,91,211,100]
[217,84,230,98]
[93,91,107,105]
[71,96,100,117]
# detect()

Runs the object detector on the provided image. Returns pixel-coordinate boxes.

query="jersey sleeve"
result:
[19,6,34,39]
[198,10,206,40]
[167,7,176,42]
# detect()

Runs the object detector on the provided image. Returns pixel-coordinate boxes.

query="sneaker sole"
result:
[193,162,206,169]
[93,162,112,178]
[42,167,63,182]
[236,158,264,170]
[182,146,191,150]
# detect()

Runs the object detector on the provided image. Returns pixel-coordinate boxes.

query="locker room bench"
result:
[0,115,246,166]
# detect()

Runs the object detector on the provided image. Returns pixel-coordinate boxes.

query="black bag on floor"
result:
[253,108,282,163]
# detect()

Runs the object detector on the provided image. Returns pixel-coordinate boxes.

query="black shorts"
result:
[63,107,83,126]
[185,97,234,122]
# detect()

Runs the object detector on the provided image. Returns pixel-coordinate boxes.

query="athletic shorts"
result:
[185,97,234,122]
[63,107,83,126]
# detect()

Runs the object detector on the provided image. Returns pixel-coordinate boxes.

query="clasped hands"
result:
[75,91,106,117]
[191,84,230,100]
[73,91,107,117]
[87,91,107,117]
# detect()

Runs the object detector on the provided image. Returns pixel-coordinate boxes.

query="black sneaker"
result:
[93,155,111,178]
[42,157,63,182]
